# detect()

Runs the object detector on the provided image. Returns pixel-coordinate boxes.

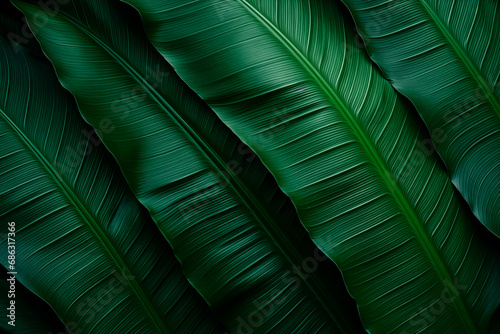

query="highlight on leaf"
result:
[1,0,499,333]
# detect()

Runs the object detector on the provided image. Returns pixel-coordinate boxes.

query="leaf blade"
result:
[13,0,364,332]
[341,0,500,237]
[0,27,224,334]
[121,0,500,332]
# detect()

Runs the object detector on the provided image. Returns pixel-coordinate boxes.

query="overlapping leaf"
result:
[12,0,364,332]
[0,31,224,334]
[341,0,500,237]
[120,0,500,332]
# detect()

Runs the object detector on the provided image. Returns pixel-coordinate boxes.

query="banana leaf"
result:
[12,0,364,332]
[0,29,224,334]
[117,0,500,333]
[340,0,500,237]
[1,12,66,334]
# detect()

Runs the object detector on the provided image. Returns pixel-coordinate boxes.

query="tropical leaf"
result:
[340,0,500,237]
[0,11,67,334]
[1,266,67,333]
[117,0,500,333]
[12,0,364,332]
[0,31,224,334]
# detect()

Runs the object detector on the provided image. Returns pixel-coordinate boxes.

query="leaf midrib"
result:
[418,0,500,120]
[236,0,477,332]
[53,9,355,332]
[0,106,169,334]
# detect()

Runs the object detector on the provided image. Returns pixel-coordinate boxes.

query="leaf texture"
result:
[12,0,365,332]
[340,0,500,237]
[120,0,500,333]
[0,32,224,334]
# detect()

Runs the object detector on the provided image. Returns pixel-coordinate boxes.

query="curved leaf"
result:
[120,0,500,333]
[340,0,500,237]
[0,11,66,334]
[0,32,224,334]
[13,0,364,332]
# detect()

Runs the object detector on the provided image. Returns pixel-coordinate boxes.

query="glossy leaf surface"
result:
[13,0,364,332]
[121,0,500,333]
[0,31,223,334]
[341,0,500,237]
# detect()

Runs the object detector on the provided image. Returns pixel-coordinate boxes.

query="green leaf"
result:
[1,267,67,333]
[12,0,364,332]
[0,32,224,334]
[340,0,500,237]
[120,0,500,333]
